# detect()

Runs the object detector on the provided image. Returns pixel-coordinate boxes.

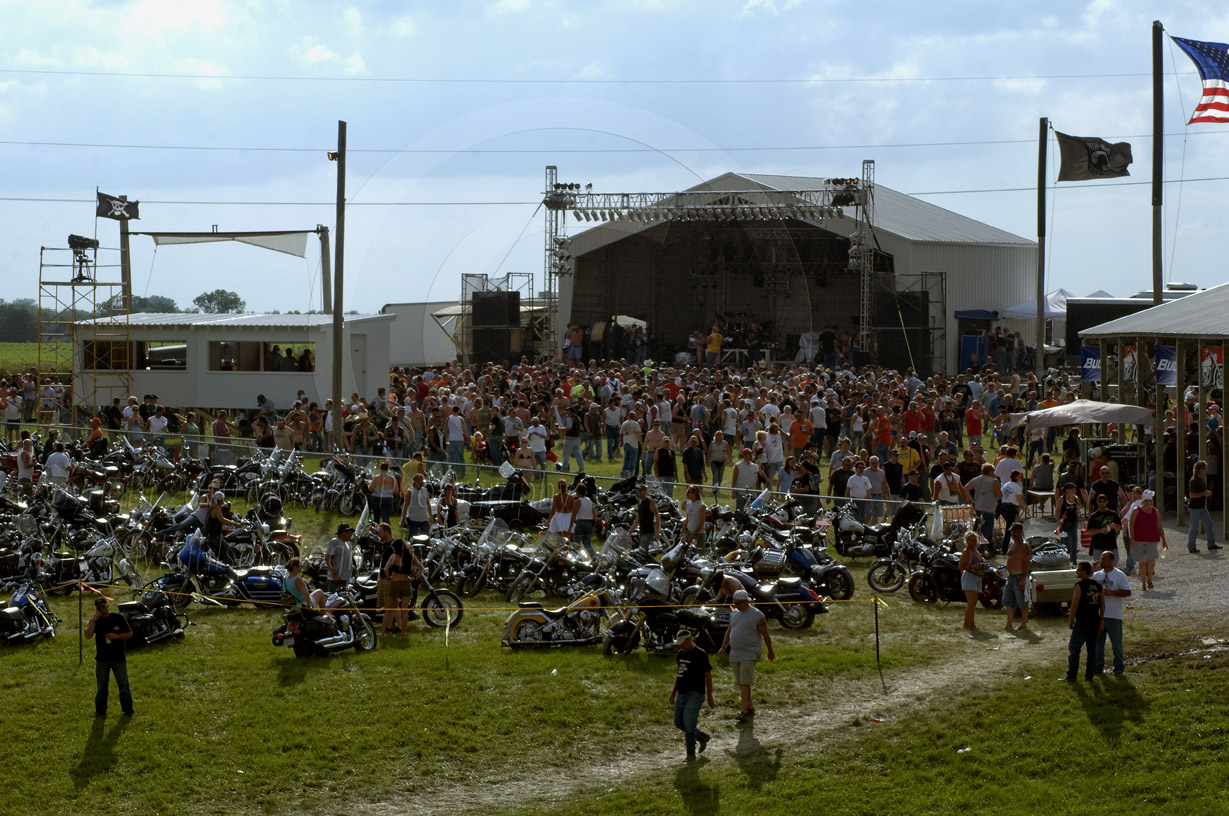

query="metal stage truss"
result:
[541,163,875,356]
[38,244,130,416]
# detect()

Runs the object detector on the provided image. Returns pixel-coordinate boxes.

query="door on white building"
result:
[350,334,368,394]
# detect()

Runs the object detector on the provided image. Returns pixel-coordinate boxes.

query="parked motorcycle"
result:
[907,545,1005,608]
[117,594,186,648]
[0,580,59,644]
[271,588,377,658]
[501,579,620,648]
[827,501,927,559]
[603,566,728,656]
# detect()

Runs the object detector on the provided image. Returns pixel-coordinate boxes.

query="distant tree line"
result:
[0,289,247,341]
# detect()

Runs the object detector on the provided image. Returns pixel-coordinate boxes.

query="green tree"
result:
[192,289,245,314]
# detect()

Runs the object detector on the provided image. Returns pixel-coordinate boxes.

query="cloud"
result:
[488,0,532,15]
[740,0,806,16]
[574,61,610,80]
[343,7,364,37]
[171,57,230,90]
[289,35,367,75]
[389,15,416,38]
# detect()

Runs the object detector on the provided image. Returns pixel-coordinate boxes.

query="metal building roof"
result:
[1080,282,1229,339]
[738,173,1033,246]
[76,312,392,329]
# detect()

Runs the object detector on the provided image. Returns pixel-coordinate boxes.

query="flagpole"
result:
[1152,20,1164,307]
[1035,117,1047,379]
[1152,20,1165,520]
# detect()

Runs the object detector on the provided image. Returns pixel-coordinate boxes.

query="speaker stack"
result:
[471,291,521,364]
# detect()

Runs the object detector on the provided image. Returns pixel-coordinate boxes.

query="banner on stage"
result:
[1155,344,1177,387]
[1201,347,1223,390]
[1080,346,1101,382]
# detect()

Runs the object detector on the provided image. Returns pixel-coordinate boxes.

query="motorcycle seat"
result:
[776,576,802,588]
[517,601,544,608]
[867,523,891,535]
[118,600,150,614]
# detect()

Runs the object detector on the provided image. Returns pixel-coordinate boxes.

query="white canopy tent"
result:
[1007,399,1152,432]
[1002,288,1073,320]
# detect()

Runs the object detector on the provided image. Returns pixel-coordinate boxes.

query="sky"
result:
[2,0,1228,316]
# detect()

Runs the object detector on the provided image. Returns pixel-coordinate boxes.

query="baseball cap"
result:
[674,629,693,646]
[733,589,751,602]
[1142,489,1156,501]
[336,523,355,534]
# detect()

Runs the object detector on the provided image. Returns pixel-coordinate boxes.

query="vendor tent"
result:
[1002,288,1073,320]
[1007,399,1152,432]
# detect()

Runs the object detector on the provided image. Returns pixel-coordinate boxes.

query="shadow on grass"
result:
[1073,676,1150,742]
[674,757,720,815]
[275,655,313,685]
[71,715,131,790]
[725,719,782,792]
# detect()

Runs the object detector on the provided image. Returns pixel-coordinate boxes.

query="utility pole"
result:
[1035,117,1047,379]
[330,122,346,451]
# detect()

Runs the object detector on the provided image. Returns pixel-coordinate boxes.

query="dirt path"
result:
[352,518,1226,816]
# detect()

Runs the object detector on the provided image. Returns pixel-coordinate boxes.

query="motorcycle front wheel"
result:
[602,629,641,656]
[338,492,362,517]
[505,574,535,605]
[353,617,378,651]
[421,591,464,628]
[866,560,905,593]
[907,574,939,604]
[777,601,815,630]
[826,568,855,601]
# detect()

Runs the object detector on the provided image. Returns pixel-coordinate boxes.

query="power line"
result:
[0,67,1200,84]
[1,130,1223,156]
[3,175,1228,208]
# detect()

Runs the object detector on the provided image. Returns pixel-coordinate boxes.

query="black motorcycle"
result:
[117,594,186,648]
[907,545,1005,608]
[604,567,728,656]
[828,501,927,558]
[271,589,378,658]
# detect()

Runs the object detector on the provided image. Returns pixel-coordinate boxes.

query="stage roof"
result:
[1080,282,1229,340]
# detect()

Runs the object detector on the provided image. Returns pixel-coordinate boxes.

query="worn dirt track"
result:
[352,518,1226,816]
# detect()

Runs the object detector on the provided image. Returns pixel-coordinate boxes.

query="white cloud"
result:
[389,15,416,38]
[291,36,339,68]
[343,7,364,37]
[574,60,610,80]
[489,0,533,15]
[740,0,806,16]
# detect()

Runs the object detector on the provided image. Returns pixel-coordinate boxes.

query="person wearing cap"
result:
[1092,550,1131,677]
[325,523,355,592]
[1002,522,1032,632]
[1127,490,1166,591]
[85,595,134,716]
[669,629,714,762]
[1086,493,1122,566]
[717,588,773,722]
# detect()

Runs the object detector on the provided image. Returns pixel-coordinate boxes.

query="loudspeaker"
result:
[472,327,511,365]
[472,291,520,327]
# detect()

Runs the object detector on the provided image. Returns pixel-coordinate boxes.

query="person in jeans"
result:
[571,484,597,559]
[1065,561,1104,681]
[86,597,134,716]
[1187,460,1222,553]
[669,629,714,762]
[968,463,1002,556]
[1092,550,1131,676]
[1002,522,1031,632]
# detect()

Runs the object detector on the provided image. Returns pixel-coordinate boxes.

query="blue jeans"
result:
[447,440,467,476]
[1095,617,1125,675]
[1061,519,1080,564]
[976,510,997,555]
[1067,625,1098,680]
[371,495,394,524]
[622,444,641,477]
[606,426,620,460]
[582,431,600,460]
[573,520,596,559]
[561,437,585,473]
[710,462,726,492]
[673,691,708,756]
[96,660,134,715]
[1188,507,1217,550]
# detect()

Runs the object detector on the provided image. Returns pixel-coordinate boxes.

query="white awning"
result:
[137,231,312,258]
[1008,399,1152,432]
[1002,288,1072,320]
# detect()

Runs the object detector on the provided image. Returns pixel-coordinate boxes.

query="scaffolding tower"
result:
[38,244,130,417]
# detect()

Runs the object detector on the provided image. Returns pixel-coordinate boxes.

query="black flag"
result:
[96,192,139,220]
[1055,132,1133,181]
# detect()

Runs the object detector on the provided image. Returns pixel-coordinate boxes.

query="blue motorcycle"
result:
[0,580,59,644]
[145,534,286,610]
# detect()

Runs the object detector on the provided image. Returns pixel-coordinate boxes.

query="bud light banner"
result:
[1080,346,1101,382]
[1154,344,1177,387]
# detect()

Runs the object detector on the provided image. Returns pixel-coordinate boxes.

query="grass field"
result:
[0,341,39,374]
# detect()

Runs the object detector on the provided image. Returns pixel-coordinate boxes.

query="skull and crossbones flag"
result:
[96,192,139,221]
[1054,132,1133,182]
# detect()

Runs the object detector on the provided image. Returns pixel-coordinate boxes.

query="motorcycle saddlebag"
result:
[0,607,25,627]
[752,549,787,578]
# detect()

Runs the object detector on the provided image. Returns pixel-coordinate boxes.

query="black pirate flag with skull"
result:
[96,192,139,221]
[1055,132,1133,182]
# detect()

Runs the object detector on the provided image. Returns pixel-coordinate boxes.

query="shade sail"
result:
[1007,399,1152,432]
[1002,288,1072,320]
[137,231,312,258]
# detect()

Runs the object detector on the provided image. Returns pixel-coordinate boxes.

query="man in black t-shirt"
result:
[669,630,714,761]
[1087,494,1122,564]
[1087,467,1125,515]
[85,597,134,716]
[1065,561,1104,681]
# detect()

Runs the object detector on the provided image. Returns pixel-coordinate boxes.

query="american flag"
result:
[1172,36,1229,124]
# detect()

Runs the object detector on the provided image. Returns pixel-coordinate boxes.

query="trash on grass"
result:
[957,747,971,753]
